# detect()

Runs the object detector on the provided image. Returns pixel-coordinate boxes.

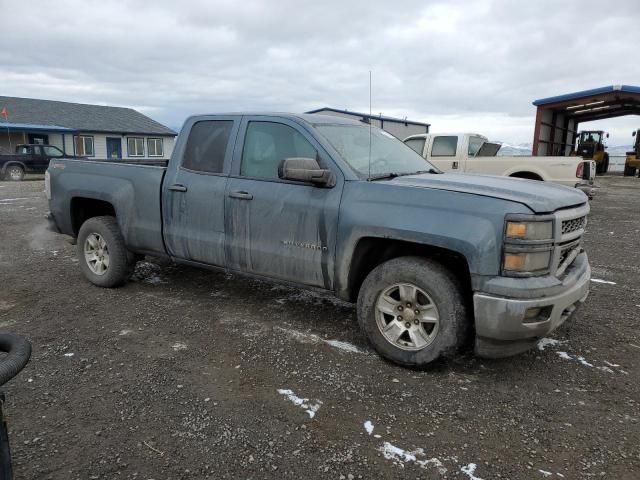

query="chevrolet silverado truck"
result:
[403,132,595,190]
[1,144,79,181]
[46,114,591,367]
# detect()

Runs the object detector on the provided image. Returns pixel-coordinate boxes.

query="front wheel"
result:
[5,165,24,181]
[357,257,469,367]
[77,216,134,288]
[624,165,635,176]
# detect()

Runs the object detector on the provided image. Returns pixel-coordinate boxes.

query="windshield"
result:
[580,131,602,143]
[316,124,436,178]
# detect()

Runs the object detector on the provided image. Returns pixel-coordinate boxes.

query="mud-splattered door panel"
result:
[225,177,341,289]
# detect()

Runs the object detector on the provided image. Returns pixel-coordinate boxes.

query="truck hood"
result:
[390,173,586,213]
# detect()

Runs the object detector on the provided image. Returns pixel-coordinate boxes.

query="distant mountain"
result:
[491,142,633,157]
[492,141,533,156]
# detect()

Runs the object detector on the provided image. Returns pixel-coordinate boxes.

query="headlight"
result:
[503,250,552,273]
[505,220,553,241]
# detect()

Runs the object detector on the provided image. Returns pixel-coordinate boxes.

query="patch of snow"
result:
[461,463,484,480]
[119,329,133,336]
[172,342,188,351]
[590,278,616,285]
[604,361,620,367]
[557,351,572,360]
[596,366,614,373]
[277,389,322,418]
[324,339,363,353]
[537,338,566,351]
[63,352,75,357]
[379,442,446,474]
[364,420,374,435]
[539,470,552,477]
[276,327,366,354]
[576,356,593,367]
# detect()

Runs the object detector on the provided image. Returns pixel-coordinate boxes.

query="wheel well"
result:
[510,171,543,181]
[3,162,25,171]
[347,237,471,303]
[70,197,116,235]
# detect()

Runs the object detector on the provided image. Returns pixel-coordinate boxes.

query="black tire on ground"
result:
[357,256,469,368]
[624,165,635,177]
[603,155,609,174]
[5,165,24,181]
[77,216,134,288]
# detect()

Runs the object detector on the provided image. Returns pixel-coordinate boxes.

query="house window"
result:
[147,138,163,157]
[74,135,94,156]
[127,137,145,157]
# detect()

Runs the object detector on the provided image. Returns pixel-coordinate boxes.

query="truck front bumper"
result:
[473,254,590,358]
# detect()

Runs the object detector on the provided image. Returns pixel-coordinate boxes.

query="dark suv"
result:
[0,144,78,181]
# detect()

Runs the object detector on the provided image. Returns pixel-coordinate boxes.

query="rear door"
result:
[224,117,343,289]
[162,117,240,266]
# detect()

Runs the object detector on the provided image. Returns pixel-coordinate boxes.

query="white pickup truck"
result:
[404,133,594,189]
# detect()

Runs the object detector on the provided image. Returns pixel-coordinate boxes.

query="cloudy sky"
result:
[1,0,639,145]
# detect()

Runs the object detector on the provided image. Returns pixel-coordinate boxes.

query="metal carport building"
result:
[532,85,640,156]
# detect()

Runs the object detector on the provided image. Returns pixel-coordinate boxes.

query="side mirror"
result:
[278,157,334,187]
[606,133,610,138]
[633,131,637,137]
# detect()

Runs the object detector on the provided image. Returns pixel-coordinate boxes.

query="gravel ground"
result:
[0,175,638,479]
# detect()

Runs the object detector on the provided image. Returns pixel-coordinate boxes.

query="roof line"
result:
[532,85,640,106]
[306,107,431,127]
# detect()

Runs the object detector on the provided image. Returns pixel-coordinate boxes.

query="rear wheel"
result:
[603,155,610,174]
[624,165,635,177]
[357,257,469,367]
[5,165,24,181]
[77,216,135,287]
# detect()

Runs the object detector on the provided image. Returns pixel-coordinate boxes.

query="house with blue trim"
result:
[0,96,177,160]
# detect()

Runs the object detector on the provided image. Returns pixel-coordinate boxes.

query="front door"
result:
[162,117,239,266]
[106,137,122,160]
[225,117,343,289]
[28,134,49,145]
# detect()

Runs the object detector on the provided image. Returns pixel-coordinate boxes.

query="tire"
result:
[5,165,24,181]
[357,256,469,367]
[603,155,609,174]
[77,216,134,288]
[624,165,635,177]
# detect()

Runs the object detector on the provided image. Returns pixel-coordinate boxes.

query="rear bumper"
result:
[473,255,590,358]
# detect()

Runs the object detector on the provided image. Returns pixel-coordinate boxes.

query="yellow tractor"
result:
[623,130,640,177]
[576,130,610,174]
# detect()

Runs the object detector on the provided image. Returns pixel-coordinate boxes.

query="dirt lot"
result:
[0,175,638,479]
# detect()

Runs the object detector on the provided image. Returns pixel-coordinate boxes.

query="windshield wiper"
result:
[368,172,400,181]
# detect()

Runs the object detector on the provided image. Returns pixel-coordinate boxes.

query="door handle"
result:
[228,191,253,200]
[169,184,188,192]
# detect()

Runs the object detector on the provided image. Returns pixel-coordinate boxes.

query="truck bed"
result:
[47,158,168,255]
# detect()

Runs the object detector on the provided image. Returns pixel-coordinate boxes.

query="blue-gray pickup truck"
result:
[46,113,591,367]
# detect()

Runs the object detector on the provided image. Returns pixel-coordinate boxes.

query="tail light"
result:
[576,162,584,179]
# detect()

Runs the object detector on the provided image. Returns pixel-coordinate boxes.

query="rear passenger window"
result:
[240,122,317,180]
[183,121,233,173]
[431,136,458,156]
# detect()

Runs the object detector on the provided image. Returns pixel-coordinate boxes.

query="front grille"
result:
[562,216,586,235]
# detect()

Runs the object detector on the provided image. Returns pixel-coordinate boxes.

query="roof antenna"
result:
[368,70,372,181]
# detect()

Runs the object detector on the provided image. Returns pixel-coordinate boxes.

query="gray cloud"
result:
[1,0,639,144]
